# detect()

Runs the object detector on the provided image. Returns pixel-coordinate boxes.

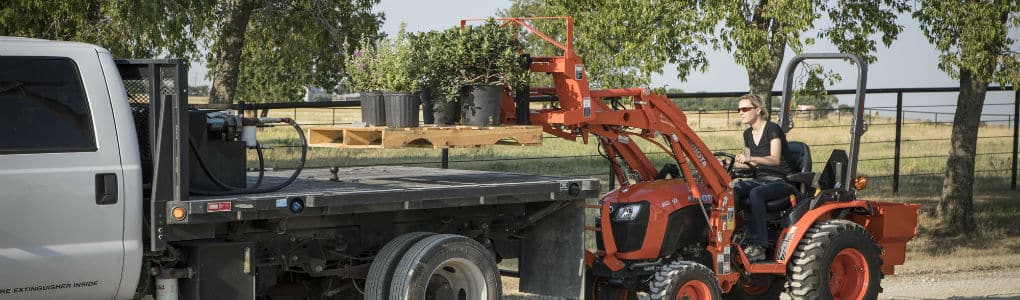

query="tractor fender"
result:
[772,200,872,264]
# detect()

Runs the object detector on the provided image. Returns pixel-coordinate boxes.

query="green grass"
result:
[247,107,1019,277]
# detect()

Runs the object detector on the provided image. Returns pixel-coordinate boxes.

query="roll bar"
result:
[778,53,868,192]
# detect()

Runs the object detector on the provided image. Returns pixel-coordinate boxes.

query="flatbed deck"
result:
[171,166,600,224]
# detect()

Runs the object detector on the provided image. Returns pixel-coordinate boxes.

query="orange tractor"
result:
[472,17,920,299]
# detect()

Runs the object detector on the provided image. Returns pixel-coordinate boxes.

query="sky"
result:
[189,0,1019,120]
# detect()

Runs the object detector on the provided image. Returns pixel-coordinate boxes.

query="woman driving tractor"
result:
[732,94,796,262]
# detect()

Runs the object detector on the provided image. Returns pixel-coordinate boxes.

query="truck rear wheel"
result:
[389,234,501,300]
[365,232,433,300]
[648,261,721,300]
[788,219,882,300]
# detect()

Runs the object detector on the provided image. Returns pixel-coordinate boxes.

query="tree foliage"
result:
[224,0,383,103]
[0,1,204,60]
[501,0,907,118]
[1,0,383,104]
[914,1,1020,234]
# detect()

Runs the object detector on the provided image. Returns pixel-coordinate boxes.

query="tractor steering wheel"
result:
[714,152,757,179]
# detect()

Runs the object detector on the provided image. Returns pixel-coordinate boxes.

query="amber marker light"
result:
[171,206,187,221]
[854,175,869,190]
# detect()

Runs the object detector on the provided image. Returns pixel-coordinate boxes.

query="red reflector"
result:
[207,202,232,212]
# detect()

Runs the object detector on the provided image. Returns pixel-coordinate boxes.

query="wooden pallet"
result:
[307,125,544,149]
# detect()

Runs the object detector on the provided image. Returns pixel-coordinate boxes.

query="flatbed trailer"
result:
[178,166,597,225]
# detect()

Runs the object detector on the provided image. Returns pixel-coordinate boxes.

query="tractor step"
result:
[307,125,544,149]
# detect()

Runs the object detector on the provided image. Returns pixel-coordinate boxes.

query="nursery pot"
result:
[462,84,503,126]
[384,93,419,128]
[420,88,435,124]
[360,91,386,126]
[432,99,460,125]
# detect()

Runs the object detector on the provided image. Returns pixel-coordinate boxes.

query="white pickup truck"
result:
[0,37,597,299]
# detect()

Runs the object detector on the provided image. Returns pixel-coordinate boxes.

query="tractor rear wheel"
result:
[648,261,721,300]
[788,219,883,300]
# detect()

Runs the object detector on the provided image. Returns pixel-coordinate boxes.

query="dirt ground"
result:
[873,268,1020,300]
[504,267,1020,299]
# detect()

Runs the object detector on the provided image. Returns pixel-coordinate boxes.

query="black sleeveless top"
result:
[743,122,791,177]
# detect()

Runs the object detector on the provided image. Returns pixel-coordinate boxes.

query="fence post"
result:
[1012,89,1018,190]
[442,148,449,169]
[331,108,336,126]
[894,92,903,194]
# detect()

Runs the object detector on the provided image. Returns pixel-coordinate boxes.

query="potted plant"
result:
[411,28,460,125]
[376,24,420,128]
[346,24,422,128]
[346,36,386,126]
[454,19,528,126]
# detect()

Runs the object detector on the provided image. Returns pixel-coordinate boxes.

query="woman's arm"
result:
[747,138,783,167]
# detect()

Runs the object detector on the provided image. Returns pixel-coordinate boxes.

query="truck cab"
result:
[0,37,143,299]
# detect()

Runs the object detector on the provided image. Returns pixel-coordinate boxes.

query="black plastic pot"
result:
[420,88,435,125]
[360,91,385,126]
[462,84,503,126]
[384,93,419,128]
[432,99,460,125]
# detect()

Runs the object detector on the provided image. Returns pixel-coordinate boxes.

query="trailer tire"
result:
[389,234,501,300]
[648,261,721,300]
[788,219,883,300]
[365,232,433,300]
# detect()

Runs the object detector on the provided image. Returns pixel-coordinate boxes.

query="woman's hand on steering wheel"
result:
[714,152,756,178]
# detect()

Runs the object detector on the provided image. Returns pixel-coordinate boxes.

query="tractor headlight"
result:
[613,203,644,222]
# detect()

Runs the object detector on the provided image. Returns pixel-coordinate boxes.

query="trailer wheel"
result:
[788,219,883,300]
[389,234,501,300]
[364,232,433,300]
[722,274,783,300]
[648,261,721,300]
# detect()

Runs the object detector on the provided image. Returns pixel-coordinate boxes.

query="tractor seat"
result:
[758,141,814,212]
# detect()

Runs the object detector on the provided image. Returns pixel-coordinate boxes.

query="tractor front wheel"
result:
[648,261,721,300]
[788,219,883,300]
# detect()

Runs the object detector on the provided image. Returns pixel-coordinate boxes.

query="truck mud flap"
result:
[519,199,585,299]
[178,241,255,299]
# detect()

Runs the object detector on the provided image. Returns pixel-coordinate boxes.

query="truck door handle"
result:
[95,173,118,205]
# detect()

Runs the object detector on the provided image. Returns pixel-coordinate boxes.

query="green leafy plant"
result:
[455,19,528,91]
[376,23,417,92]
[411,28,460,101]
[345,36,380,92]
[345,23,418,93]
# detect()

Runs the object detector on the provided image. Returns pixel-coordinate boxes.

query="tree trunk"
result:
[744,17,786,121]
[210,0,256,104]
[937,68,988,234]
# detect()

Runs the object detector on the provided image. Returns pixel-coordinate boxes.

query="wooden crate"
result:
[307,125,544,149]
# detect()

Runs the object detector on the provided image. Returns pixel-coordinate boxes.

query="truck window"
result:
[0,57,96,154]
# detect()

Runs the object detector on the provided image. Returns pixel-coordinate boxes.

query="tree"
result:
[502,0,907,120]
[0,1,202,59]
[1,0,383,104]
[500,0,706,88]
[204,0,383,103]
[914,1,1020,234]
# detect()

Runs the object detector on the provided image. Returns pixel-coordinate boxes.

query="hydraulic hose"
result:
[192,118,307,196]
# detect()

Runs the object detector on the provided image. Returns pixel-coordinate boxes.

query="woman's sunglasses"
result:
[737,106,757,113]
